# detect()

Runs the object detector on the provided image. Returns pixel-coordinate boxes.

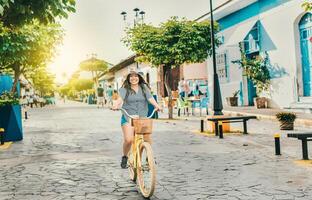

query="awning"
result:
[225,18,259,47]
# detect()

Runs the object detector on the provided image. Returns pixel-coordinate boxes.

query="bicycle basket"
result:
[132,119,153,134]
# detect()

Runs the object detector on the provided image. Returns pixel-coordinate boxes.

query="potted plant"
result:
[0,91,20,107]
[276,112,297,130]
[0,91,23,142]
[233,45,271,109]
[226,90,239,106]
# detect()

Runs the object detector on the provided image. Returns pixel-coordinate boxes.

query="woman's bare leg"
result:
[121,123,134,156]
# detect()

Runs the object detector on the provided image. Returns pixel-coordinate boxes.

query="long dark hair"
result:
[122,73,151,101]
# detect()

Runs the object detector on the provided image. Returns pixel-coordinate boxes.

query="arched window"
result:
[299,13,312,40]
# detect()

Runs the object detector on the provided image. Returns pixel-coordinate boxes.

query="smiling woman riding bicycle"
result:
[112,68,162,168]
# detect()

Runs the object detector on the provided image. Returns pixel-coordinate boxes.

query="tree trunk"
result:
[11,64,20,95]
[164,68,173,119]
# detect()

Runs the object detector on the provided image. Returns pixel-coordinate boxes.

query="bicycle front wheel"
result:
[137,142,156,198]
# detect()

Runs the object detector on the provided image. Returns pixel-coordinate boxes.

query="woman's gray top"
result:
[119,85,152,117]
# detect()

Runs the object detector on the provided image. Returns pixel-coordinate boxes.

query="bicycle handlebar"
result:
[119,108,157,119]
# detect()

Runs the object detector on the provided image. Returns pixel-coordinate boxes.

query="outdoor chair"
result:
[191,96,209,116]
[177,98,191,117]
[199,97,209,116]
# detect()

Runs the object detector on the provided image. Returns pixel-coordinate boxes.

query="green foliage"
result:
[0,21,63,73]
[79,57,109,89]
[79,57,109,74]
[0,91,19,107]
[0,0,76,27]
[302,1,312,11]
[232,45,270,95]
[276,112,297,123]
[232,90,240,98]
[29,68,56,97]
[58,69,93,99]
[71,79,93,92]
[0,21,63,93]
[123,17,220,67]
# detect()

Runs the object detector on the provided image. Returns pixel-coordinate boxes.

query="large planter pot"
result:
[279,121,294,130]
[254,97,267,109]
[0,105,23,142]
[226,97,238,106]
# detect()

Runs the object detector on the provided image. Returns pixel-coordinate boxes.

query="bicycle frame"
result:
[120,108,156,171]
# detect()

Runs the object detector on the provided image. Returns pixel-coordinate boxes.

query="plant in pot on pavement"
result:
[226,90,240,106]
[233,45,270,109]
[0,92,19,107]
[276,112,297,130]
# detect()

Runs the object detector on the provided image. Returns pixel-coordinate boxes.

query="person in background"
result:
[178,78,190,100]
[97,84,105,108]
[106,85,113,106]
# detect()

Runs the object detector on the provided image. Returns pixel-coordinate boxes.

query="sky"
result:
[49,0,227,83]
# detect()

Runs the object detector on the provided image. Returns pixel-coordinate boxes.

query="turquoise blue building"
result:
[199,0,312,111]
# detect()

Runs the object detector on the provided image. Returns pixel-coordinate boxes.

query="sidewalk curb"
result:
[0,142,12,150]
[158,109,312,128]
[222,109,312,128]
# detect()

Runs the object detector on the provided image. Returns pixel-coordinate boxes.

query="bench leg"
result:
[200,119,204,133]
[215,122,219,136]
[0,133,4,145]
[243,120,248,134]
[219,124,223,139]
[302,139,309,160]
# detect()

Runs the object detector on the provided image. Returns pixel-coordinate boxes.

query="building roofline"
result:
[194,0,258,22]
[194,0,234,22]
[109,54,136,73]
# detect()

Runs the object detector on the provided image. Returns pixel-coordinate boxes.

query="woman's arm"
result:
[148,97,162,111]
[112,96,123,110]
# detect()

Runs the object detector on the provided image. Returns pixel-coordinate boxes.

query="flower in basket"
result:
[0,92,20,107]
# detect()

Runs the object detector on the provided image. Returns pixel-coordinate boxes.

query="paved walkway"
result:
[0,102,312,199]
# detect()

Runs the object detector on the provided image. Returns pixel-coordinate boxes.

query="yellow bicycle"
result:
[120,108,157,198]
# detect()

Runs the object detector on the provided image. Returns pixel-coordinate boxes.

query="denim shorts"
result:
[121,115,129,126]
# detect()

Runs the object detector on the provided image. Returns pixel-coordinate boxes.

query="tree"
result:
[0,0,75,99]
[79,57,109,90]
[0,21,63,93]
[29,68,56,97]
[302,1,312,11]
[123,17,220,118]
[58,77,93,100]
[72,79,93,92]
[0,0,76,27]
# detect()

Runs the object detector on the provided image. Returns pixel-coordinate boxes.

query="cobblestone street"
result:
[1,102,312,200]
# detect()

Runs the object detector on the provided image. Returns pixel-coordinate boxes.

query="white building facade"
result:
[202,0,311,109]
[109,55,158,95]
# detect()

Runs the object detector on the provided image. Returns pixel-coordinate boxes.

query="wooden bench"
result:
[287,133,312,160]
[201,116,257,136]
[0,128,4,145]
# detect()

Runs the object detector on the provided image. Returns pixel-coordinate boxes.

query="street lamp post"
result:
[209,0,223,115]
[121,8,146,69]
[121,8,145,27]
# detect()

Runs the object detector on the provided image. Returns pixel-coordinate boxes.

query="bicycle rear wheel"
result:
[137,142,156,198]
[128,147,137,181]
